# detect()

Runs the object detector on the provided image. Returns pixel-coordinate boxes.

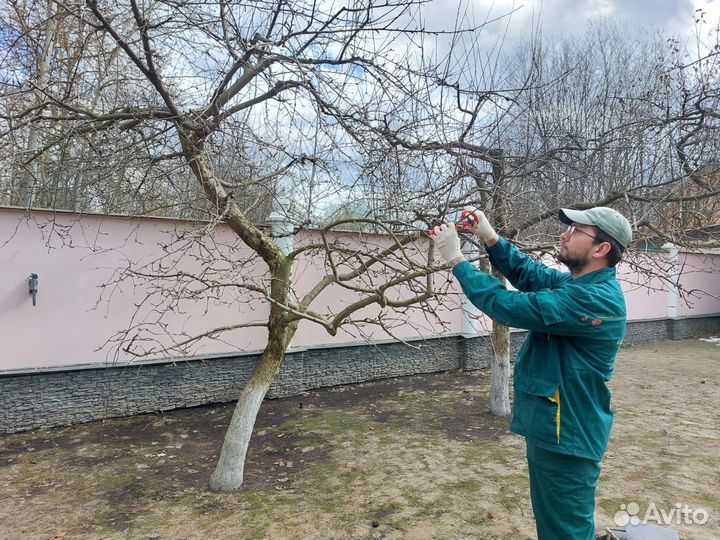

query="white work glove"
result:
[433,223,464,265]
[461,206,498,244]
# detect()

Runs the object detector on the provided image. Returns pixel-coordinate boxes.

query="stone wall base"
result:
[2,316,719,434]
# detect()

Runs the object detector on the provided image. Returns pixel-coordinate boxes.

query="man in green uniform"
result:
[432,206,632,540]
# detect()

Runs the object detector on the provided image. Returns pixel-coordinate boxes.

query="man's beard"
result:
[557,251,589,274]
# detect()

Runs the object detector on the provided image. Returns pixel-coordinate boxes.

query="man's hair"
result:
[593,228,624,267]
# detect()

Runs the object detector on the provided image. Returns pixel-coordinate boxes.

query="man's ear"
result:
[593,242,612,259]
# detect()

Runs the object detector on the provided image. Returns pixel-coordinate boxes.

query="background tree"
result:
[357,17,720,416]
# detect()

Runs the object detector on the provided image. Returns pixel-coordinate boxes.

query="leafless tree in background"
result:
[355,17,720,416]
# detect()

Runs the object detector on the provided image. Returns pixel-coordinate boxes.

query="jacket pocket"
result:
[515,376,558,398]
[514,375,562,445]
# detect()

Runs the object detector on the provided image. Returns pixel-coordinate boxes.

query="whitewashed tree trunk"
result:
[208,247,296,492]
[209,368,272,491]
[490,317,511,417]
[209,247,297,491]
[488,154,511,417]
[209,315,298,491]
[208,351,281,490]
[479,242,512,417]
[176,131,303,492]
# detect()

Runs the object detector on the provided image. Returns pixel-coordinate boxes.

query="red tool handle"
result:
[427,210,477,237]
[428,223,460,237]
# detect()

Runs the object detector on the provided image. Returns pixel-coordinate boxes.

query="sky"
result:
[514,0,717,36]
[270,0,720,220]
[419,0,720,54]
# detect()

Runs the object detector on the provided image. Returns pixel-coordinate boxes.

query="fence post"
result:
[664,243,680,320]
[265,204,294,256]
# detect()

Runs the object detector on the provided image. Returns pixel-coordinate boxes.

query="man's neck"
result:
[571,262,609,280]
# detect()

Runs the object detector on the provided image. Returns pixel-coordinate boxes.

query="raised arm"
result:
[486,237,570,292]
[452,261,626,340]
[461,207,569,292]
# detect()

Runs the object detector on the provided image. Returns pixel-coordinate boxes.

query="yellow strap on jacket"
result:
[547,390,561,444]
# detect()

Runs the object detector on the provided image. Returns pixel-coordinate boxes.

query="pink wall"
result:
[0,209,466,370]
[0,210,268,369]
[618,251,676,321]
[287,229,468,347]
[677,253,720,317]
[1,208,718,371]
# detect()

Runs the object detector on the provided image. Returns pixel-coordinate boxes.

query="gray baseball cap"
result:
[559,206,632,248]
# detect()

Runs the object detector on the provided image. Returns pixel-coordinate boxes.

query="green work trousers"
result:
[526,439,602,540]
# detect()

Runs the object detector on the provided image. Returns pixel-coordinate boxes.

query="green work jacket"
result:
[452,237,627,461]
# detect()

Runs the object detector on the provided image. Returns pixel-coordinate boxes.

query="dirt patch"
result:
[0,339,718,539]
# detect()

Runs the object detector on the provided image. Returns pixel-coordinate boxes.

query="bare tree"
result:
[353,17,720,417]
[0,0,513,491]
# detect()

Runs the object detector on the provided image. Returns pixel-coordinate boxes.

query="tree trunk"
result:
[15,0,57,207]
[176,129,298,491]
[488,151,511,417]
[209,321,289,491]
[478,251,512,417]
[209,256,296,492]
[489,315,511,417]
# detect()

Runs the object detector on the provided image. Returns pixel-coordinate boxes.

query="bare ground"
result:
[0,338,718,540]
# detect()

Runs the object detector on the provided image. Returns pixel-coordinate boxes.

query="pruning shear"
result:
[427,209,478,237]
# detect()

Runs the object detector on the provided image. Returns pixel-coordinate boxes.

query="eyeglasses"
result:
[565,224,599,241]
